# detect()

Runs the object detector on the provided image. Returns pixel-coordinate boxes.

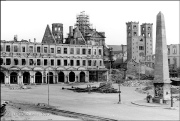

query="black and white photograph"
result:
[1,1,180,120]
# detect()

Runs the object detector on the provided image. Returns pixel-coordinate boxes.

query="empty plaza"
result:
[1,83,179,120]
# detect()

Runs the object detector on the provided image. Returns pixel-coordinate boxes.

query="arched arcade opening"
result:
[80,72,85,82]
[69,72,75,82]
[10,72,18,84]
[35,72,42,83]
[47,72,54,84]
[58,72,64,82]
[23,72,30,84]
[0,72,5,84]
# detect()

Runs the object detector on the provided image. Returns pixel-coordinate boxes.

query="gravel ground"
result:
[1,82,179,120]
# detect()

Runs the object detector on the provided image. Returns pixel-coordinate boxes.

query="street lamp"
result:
[118,82,121,104]
[96,66,98,82]
[170,85,173,107]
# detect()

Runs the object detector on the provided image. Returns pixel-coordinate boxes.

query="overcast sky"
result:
[1,1,179,50]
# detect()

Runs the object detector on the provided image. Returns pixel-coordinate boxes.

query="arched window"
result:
[0,58,3,65]
[128,32,131,36]
[148,33,151,37]
[172,46,177,54]
[94,60,96,66]
[22,59,26,65]
[99,60,102,66]
[168,48,170,55]
[14,59,18,65]
[14,45,18,52]
[6,58,11,65]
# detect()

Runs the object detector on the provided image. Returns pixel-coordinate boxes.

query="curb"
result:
[131,102,161,107]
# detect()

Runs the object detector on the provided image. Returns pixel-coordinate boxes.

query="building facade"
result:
[0,11,108,84]
[126,22,153,63]
[167,44,180,69]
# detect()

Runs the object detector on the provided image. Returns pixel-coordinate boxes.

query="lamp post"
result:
[118,82,121,104]
[96,66,98,82]
[138,58,141,82]
[170,85,173,107]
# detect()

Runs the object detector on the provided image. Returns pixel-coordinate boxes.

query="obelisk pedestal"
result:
[153,12,171,104]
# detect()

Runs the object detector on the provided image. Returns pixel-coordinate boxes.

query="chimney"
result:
[34,38,36,43]
[69,26,73,37]
[29,39,31,42]
[14,35,17,41]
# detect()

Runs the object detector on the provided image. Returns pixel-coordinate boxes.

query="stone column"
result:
[8,74,10,84]
[106,71,109,82]
[66,75,68,83]
[86,71,89,82]
[18,72,23,85]
[153,12,171,102]
[5,75,9,84]
[75,75,79,82]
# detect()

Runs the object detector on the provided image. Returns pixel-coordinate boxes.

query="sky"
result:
[1,1,179,52]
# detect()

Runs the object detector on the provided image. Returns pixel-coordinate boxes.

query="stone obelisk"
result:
[153,11,171,103]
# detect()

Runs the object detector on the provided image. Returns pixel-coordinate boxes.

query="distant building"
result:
[104,45,127,69]
[0,11,108,84]
[167,44,180,77]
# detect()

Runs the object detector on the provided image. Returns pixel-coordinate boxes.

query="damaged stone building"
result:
[0,11,108,84]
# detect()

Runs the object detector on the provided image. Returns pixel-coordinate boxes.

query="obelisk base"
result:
[152,83,171,104]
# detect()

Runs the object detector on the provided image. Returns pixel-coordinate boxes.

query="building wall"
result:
[126,22,153,63]
[0,40,108,84]
[167,44,180,68]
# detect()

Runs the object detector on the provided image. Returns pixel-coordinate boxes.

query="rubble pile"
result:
[1,101,8,117]
[122,80,153,87]
[62,82,119,93]
[135,86,153,94]
[9,85,32,90]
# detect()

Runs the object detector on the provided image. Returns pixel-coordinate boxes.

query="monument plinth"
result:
[153,12,171,103]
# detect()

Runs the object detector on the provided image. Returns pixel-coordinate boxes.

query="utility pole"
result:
[48,54,50,106]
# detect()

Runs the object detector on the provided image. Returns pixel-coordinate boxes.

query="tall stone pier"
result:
[153,11,171,103]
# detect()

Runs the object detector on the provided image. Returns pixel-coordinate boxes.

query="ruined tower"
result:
[126,22,139,62]
[75,11,92,40]
[153,12,171,102]
[140,23,153,55]
[126,22,153,63]
[52,23,63,44]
